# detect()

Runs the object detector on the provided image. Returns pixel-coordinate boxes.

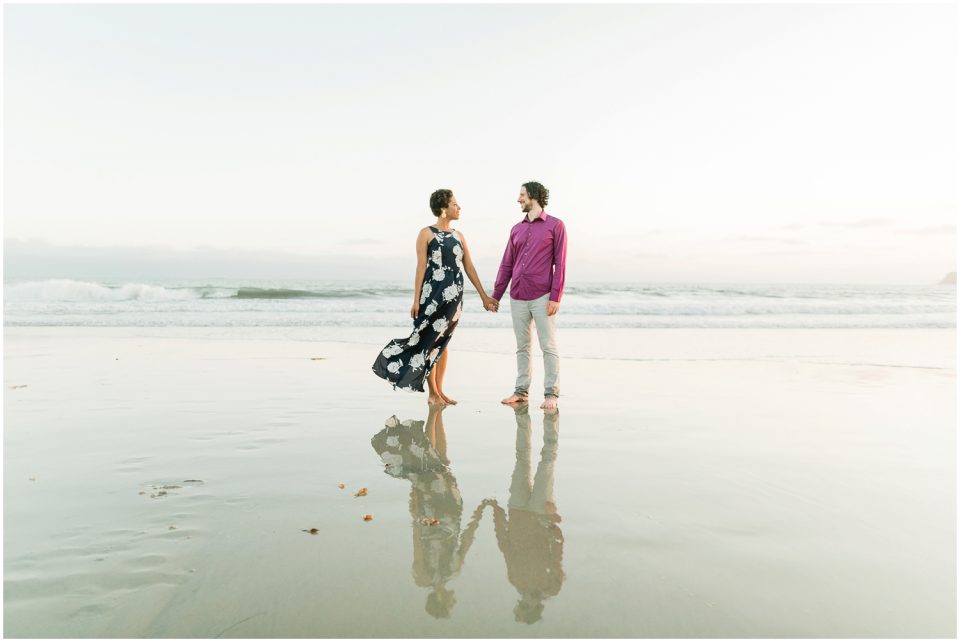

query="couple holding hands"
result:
[373,181,567,410]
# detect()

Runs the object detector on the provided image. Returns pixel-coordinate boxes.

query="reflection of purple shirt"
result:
[492,212,568,303]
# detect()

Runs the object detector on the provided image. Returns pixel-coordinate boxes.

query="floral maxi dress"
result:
[373,227,465,392]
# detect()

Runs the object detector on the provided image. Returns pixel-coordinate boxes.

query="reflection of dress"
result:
[372,415,463,542]
[372,415,479,619]
[372,227,465,392]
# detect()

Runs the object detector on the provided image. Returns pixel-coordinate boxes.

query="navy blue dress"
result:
[373,227,465,392]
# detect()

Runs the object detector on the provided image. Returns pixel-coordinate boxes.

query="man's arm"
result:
[547,221,567,315]
[491,230,515,302]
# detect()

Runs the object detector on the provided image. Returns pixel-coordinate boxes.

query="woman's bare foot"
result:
[428,394,446,406]
[501,394,527,405]
[438,392,458,405]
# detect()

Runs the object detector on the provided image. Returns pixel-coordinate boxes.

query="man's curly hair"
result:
[429,189,453,217]
[522,182,549,208]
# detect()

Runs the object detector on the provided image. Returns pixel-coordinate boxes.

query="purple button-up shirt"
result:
[492,211,568,303]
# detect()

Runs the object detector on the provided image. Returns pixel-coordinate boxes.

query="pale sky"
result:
[4,2,957,283]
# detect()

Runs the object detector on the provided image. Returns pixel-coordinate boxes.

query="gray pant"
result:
[510,294,560,398]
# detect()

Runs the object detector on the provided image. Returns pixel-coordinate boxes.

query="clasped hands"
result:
[411,296,499,318]
[480,298,560,315]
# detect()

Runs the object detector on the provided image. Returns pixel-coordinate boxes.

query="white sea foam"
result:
[3,279,955,328]
[2,279,221,302]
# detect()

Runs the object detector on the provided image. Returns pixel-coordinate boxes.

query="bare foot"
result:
[439,392,458,405]
[540,397,558,411]
[428,395,446,406]
[501,394,527,405]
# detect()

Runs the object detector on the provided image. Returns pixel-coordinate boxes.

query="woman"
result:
[372,189,497,405]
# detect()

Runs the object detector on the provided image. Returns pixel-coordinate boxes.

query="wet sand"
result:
[3,326,956,637]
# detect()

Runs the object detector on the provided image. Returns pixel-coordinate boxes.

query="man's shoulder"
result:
[546,214,565,228]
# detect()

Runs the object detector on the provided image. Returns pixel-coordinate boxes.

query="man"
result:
[489,182,567,410]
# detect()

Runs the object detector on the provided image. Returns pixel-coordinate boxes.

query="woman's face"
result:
[444,195,461,220]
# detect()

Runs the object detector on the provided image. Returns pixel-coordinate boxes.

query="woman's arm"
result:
[411,228,431,318]
[458,232,497,310]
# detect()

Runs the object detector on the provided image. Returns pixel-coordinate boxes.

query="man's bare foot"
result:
[501,394,528,405]
[428,395,446,406]
[540,397,558,410]
[439,392,458,405]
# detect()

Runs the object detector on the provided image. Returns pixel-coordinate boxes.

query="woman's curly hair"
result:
[429,189,453,217]
[522,182,549,208]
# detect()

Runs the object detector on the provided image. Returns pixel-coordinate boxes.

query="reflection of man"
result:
[491,403,564,624]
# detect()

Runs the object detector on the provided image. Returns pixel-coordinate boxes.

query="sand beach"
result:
[2,326,956,637]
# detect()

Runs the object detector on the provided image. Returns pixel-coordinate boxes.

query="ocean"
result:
[3,278,955,329]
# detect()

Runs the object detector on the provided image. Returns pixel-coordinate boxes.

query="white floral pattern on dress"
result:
[432,318,448,335]
[442,284,459,302]
[431,249,443,266]
[409,351,426,370]
[419,283,432,304]
[431,266,445,281]
[387,360,402,374]
[407,332,420,346]
[423,301,438,317]
[428,347,440,363]
[382,342,403,358]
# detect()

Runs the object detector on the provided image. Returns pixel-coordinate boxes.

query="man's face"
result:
[517,187,533,212]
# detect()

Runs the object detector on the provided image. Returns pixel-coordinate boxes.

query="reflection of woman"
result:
[490,404,564,624]
[372,189,497,405]
[371,405,490,618]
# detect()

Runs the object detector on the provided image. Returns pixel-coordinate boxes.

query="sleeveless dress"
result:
[373,226,465,392]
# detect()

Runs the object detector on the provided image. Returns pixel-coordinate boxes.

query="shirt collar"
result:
[521,210,548,224]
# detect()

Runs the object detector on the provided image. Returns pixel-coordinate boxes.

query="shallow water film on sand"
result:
[3,327,956,637]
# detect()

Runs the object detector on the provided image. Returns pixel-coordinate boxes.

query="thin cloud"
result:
[819,217,895,228]
[748,249,829,256]
[903,225,956,235]
[735,235,804,244]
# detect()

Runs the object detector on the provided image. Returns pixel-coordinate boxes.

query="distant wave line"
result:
[2,280,412,301]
